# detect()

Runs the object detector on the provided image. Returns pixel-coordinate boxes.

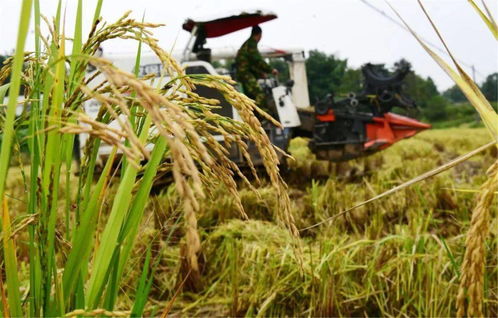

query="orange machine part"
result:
[316,109,336,122]
[365,112,431,150]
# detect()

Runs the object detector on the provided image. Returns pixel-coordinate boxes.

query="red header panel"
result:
[183,13,277,38]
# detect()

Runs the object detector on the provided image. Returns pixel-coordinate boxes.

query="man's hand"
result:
[272,68,279,76]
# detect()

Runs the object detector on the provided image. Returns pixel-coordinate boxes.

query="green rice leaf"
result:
[0,1,33,314]
[104,136,167,307]
[0,0,33,209]
[0,84,9,103]
[130,247,153,317]
[62,148,117,307]
[68,0,83,90]
[93,0,104,25]
[86,116,152,308]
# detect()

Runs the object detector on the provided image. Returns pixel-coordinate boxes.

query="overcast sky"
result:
[1,0,497,90]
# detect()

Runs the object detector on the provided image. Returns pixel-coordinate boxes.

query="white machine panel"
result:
[272,86,301,128]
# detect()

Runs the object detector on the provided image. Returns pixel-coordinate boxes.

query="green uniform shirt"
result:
[235,37,272,79]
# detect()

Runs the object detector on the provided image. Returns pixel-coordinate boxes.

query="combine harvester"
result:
[83,10,430,165]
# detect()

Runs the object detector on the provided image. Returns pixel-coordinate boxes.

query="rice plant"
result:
[0,0,295,316]
[0,0,496,317]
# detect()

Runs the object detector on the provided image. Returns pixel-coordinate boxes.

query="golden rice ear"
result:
[456,160,498,317]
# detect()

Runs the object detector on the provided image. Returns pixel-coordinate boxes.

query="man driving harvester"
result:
[235,25,278,115]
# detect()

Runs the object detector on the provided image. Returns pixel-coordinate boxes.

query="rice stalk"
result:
[468,0,498,40]
[27,1,44,315]
[41,23,66,314]
[1,196,22,317]
[92,0,104,26]
[129,247,153,317]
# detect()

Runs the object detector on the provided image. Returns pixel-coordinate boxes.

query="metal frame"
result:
[181,25,198,62]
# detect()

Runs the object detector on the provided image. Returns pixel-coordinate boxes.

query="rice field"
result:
[2,127,497,316]
[0,0,497,317]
